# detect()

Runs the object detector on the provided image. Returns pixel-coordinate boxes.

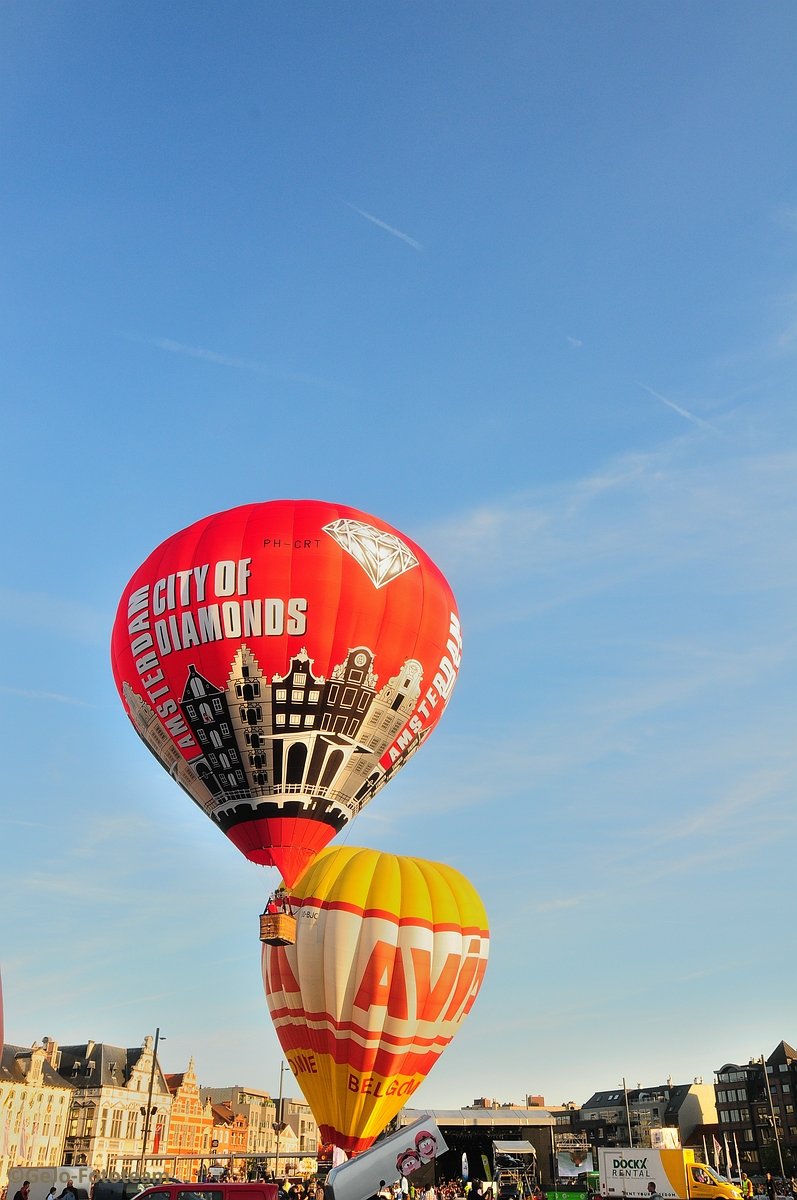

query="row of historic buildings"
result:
[514,1039,797,1177]
[0,1036,318,1189]
[3,1033,796,1189]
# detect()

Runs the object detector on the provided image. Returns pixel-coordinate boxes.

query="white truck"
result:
[597,1149,742,1200]
[325,1116,448,1200]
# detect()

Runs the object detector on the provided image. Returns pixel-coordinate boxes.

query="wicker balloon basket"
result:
[259,912,297,946]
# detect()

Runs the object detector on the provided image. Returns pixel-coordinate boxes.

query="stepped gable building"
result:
[126,638,424,842]
[715,1039,797,1174]
[164,1057,213,1178]
[0,1041,73,1185]
[50,1034,172,1173]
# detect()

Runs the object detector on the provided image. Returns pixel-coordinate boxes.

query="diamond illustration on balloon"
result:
[323,519,419,588]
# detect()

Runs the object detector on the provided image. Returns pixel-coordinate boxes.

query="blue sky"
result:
[2,2,797,1113]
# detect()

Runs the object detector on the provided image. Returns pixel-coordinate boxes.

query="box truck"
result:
[325,1115,448,1200]
[597,1149,742,1200]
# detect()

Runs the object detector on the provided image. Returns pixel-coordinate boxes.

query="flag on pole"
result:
[713,1136,722,1168]
[17,1119,29,1165]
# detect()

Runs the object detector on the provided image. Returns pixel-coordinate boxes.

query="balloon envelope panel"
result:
[262,846,489,1153]
[111,500,461,886]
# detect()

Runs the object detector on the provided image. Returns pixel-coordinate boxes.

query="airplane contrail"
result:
[638,383,717,431]
[346,202,423,250]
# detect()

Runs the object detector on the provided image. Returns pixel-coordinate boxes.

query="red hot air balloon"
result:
[111,500,462,887]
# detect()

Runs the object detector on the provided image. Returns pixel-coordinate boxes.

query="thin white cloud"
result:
[0,589,105,644]
[532,896,581,913]
[638,383,718,431]
[345,203,423,250]
[153,337,265,372]
[773,204,797,232]
[566,335,583,348]
[774,298,797,350]
[0,684,95,708]
[128,334,342,391]
[421,442,797,604]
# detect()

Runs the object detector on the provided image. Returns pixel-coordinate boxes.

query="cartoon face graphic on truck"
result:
[415,1132,438,1162]
[396,1150,422,1177]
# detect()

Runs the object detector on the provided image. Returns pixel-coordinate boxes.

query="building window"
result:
[291,689,304,702]
[275,689,287,702]
[308,690,320,703]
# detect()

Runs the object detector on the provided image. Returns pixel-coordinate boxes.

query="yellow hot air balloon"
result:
[262,847,489,1154]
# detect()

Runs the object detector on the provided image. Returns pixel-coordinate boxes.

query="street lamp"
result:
[138,1029,165,1178]
[761,1056,785,1178]
[273,1062,286,1181]
[621,1079,633,1147]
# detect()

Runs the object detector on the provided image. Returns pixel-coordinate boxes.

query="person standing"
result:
[765,1174,776,1200]
[12,1182,30,1200]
